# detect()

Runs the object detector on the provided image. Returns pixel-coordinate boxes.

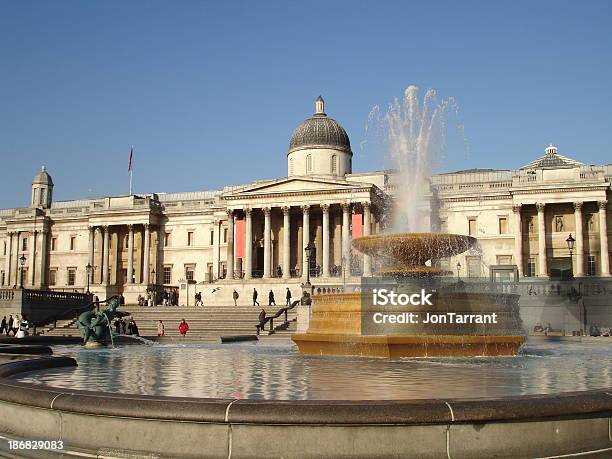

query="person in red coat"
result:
[178,319,189,336]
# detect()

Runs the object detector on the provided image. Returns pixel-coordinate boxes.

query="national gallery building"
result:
[0,97,611,303]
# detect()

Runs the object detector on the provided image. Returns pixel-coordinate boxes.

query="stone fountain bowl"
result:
[352,232,477,268]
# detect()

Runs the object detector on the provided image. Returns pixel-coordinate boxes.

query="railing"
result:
[0,289,15,301]
[256,299,300,335]
[32,295,120,335]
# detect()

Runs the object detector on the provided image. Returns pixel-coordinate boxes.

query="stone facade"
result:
[0,99,610,305]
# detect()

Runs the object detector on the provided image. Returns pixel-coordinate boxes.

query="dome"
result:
[32,166,53,186]
[288,96,352,155]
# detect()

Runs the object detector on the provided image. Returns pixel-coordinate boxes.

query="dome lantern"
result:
[31,166,54,208]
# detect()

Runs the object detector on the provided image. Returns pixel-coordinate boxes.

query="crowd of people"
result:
[138,289,180,307]
[112,317,140,336]
[0,314,29,336]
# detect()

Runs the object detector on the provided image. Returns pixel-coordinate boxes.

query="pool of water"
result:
[12,339,612,400]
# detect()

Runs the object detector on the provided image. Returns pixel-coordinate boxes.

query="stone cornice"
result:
[223,186,373,201]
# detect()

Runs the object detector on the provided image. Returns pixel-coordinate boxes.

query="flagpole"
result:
[128,144,134,195]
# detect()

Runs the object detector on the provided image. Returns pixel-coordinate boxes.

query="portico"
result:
[223,177,384,282]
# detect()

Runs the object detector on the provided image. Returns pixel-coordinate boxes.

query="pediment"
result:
[225,177,369,197]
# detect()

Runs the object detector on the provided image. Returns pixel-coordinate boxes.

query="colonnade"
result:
[2,229,48,287]
[513,200,610,277]
[227,202,373,280]
[89,223,156,286]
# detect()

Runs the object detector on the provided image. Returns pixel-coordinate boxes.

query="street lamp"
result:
[304,242,314,286]
[566,233,575,279]
[456,261,461,281]
[151,269,156,284]
[19,254,26,289]
[85,263,92,294]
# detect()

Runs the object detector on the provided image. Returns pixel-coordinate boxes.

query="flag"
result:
[128,146,133,172]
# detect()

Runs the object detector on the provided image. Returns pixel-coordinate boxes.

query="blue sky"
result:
[1,0,611,208]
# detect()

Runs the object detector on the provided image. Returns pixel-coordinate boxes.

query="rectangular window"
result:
[2,241,5,255]
[187,231,194,246]
[49,269,57,286]
[587,255,596,276]
[210,230,214,246]
[163,266,172,284]
[70,236,76,251]
[185,265,195,281]
[468,218,477,236]
[0,271,4,285]
[223,228,228,243]
[51,237,57,251]
[67,268,76,286]
[498,217,508,235]
[466,256,481,278]
[164,232,171,247]
[497,255,513,265]
[22,237,28,251]
[526,257,536,277]
[125,235,129,249]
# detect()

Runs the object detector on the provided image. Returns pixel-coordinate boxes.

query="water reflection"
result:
[13,341,612,400]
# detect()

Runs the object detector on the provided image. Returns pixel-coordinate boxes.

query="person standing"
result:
[0,316,7,336]
[252,288,259,306]
[232,289,239,307]
[157,320,165,337]
[258,309,267,331]
[286,288,292,306]
[179,319,189,337]
[7,315,13,336]
[268,289,276,306]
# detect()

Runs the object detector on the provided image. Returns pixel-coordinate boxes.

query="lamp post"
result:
[19,254,26,289]
[566,233,575,279]
[152,269,156,284]
[85,263,92,294]
[304,242,314,286]
[456,261,461,281]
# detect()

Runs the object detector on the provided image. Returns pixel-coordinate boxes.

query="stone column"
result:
[282,206,291,279]
[363,202,372,277]
[88,227,95,271]
[127,225,134,284]
[4,232,12,286]
[574,202,584,277]
[342,203,351,276]
[512,205,523,277]
[244,208,252,279]
[322,204,330,277]
[94,227,102,283]
[212,219,220,279]
[39,229,48,287]
[143,224,151,285]
[263,207,271,278]
[599,200,610,276]
[13,232,19,287]
[28,231,36,286]
[226,210,234,279]
[536,203,547,277]
[301,205,310,279]
[102,226,110,285]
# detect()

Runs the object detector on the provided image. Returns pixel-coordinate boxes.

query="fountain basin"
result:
[292,291,526,357]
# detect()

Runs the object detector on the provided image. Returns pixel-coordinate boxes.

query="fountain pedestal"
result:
[292,233,526,358]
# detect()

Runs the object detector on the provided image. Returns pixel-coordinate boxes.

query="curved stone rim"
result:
[0,353,610,425]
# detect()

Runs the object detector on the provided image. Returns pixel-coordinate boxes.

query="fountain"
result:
[292,232,526,357]
[292,87,526,357]
[77,296,130,347]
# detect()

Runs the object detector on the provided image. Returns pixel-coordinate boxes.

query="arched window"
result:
[331,155,338,173]
[306,154,312,173]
